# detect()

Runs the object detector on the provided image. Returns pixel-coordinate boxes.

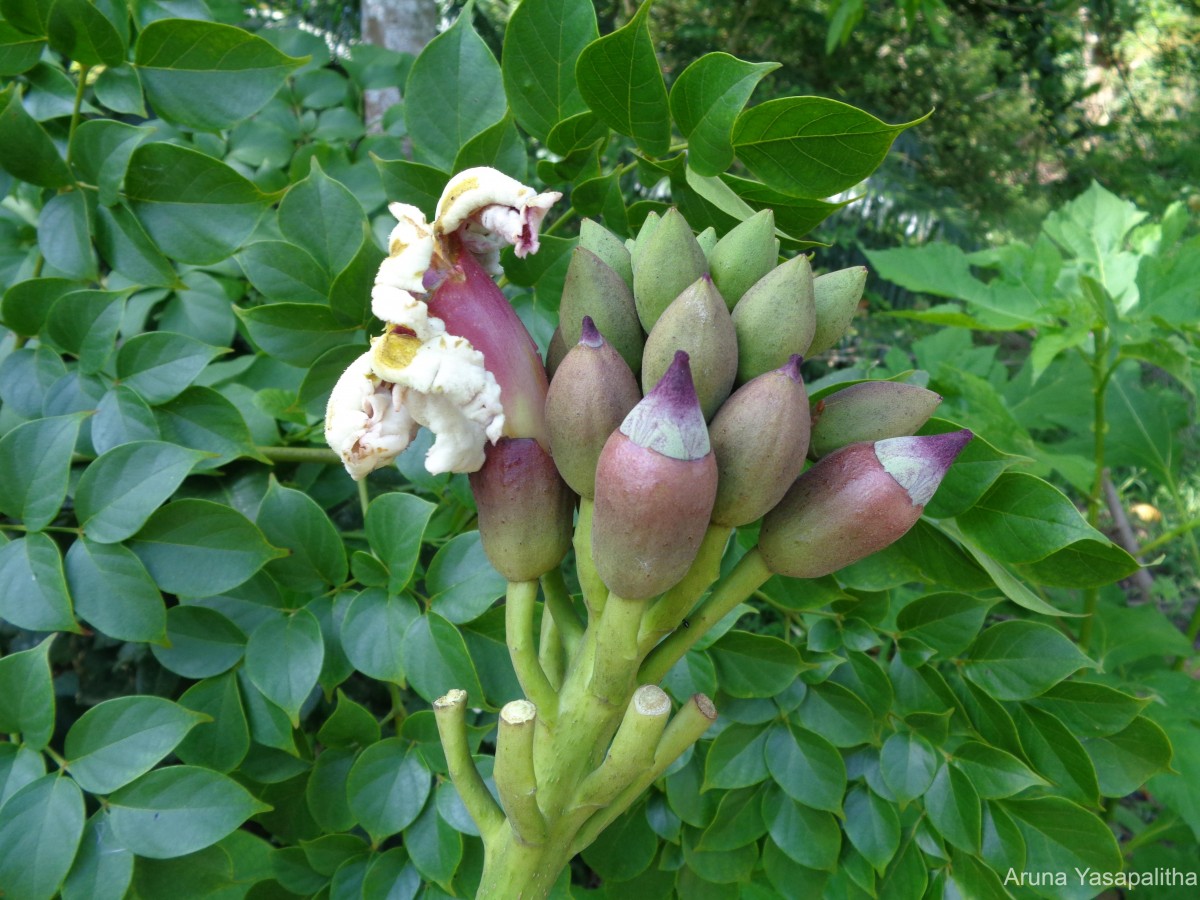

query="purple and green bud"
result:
[731,253,816,384]
[709,209,778,310]
[546,317,642,499]
[759,429,973,578]
[470,437,574,582]
[641,275,738,421]
[809,381,943,459]
[579,219,633,290]
[632,208,709,332]
[560,247,644,375]
[593,352,718,600]
[710,355,810,527]
[808,266,867,356]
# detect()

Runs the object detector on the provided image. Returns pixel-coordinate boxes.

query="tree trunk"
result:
[360,0,439,134]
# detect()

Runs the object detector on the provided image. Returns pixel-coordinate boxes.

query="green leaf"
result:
[1014,705,1100,808]
[0,774,85,900]
[707,631,802,698]
[155,387,267,469]
[1,277,79,338]
[501,0,596,142]
[762,787,839,870]
[697,785,766,851]
[583,800,658,880]
[404,802,461,891]
[963,621,1093,701]
[924,763,981,852]
[896,592,993,659]
[134,18,306,131]
[0,22,45,76]
[62,812,134,900]
[46,0,125,66]
[117,331,225,406]
[454,114,527,181]
[427,531,506,624]
[951,741,1047,799]
[316,689,381,749]
[401,612,484,704]
[732,98,927,198]
[65,539,167,643]
[91,386,158,454]
[403,10,507,171]
[341,589,419,684]
[245,610,324,727]
[64,696,206,794]
[108,766,270,859]
[236,669,296,756]
[372,157,448,220]
[575,0,669,157]
[545,110,608,156]
[256,478,347,591]
[130,499,284,596]
[175,673,250,774]
[279,160,366,275]
[797,680,875,747]
[1001,797,1122,899]
[125,142,270,265]
[703,722,770,790]
[0,635,56,750]
[0,533,78,633]
[365,492,436,595]
[346,738,431,843]
[1018,538,1139,589]
[1026,681,1148,738]
[38,191,98,281]
[0,412,83,531]
[329,230,385,327]
[670,53,778,177]
[94,204,179,288]
[76,441,206,543]
[46,289,124,372]
[93,63,145,116]
[151,606,247,678]
[879,732,938,807]
[305,748,358,834]
[842,784,900,874]
[956,472,1108,565]
[238,241,330,305]
[1084,716,1173,798]
[720,173,848,240]
[765,722,846,814]
[0,83,71,187]
[235,302,356,368]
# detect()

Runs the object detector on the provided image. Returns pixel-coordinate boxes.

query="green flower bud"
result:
[710,355,810,526]
[759,430,973,578]
[560,247,644,375]
[629,210,661,272]
[546,317,642,498]
[642,275,738,420]
[470,437,574,582]
[580,218,633,291]
[632,208,708,331]
[731,253,815,384]
[809,381,942,459]
[695,226,718,258]
[808,266,866,356]
[593,352,718,600]
[709,209,777,310]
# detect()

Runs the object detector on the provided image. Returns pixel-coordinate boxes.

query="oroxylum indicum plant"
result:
[325,166,972,897]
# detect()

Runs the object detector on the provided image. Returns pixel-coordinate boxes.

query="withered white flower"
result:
[325,167,558,479]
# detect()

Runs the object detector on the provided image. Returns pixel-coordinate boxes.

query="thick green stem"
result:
[506,581,558,719]
[433,690,504,842]
[575,685,671,809]
[639,548,772,684]
[495,701,547,846]
[257,445,340,464]
[590,593,646,707]
[537,608,564,691]
[639,524,730,654]
[541,566,584,652]
[573,498,608,616]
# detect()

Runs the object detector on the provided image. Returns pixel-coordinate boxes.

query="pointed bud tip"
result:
[875,429,973,506]
[580,315,603,348]
[619,350,710,460]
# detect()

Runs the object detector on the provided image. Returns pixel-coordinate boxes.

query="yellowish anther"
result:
[373,332,424,377]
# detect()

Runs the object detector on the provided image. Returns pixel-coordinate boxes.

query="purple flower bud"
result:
[759,430,972,578]
[592,353,718,600]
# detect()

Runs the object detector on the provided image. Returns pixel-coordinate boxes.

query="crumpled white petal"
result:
[435,167,562,259]
[370,285,445,341]
[325,351,419,481]
[376,203,435,292]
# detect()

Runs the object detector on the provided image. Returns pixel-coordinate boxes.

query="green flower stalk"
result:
[593,351,718,600]
[759,429,973,578]
[710,354,811,527]
[809,380,943,458]
[546,316,641,499]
